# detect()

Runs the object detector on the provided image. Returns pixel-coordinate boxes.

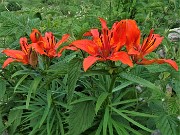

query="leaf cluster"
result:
[0,0,180,135]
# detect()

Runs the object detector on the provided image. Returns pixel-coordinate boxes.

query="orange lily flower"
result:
[72,18,133,71]
[121,20,141,55]
[30,29,73,58]
[124,22,178,71]
[2,37,38,68]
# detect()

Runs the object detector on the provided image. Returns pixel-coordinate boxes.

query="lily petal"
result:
[2,49,25,60]
[125,20,141,45]
[156,59,178,71]
[2,58,16,68]
[44,32,55,49]
[83,31,92,36]
[144,35,163,55]
[30,29,42,43]
[83,56,100,71]
[99,18,108,30]
[109,51,133,67]
[122,19,141,53]
[90,29,99,38]
[57,45,77,57]
[72,39,98,55]
[141,30,164,56]
[138,59,178,71]
[113,20,127,50]
[55,34,70,49]
[128,45,140,55]
[31,43,45,55]
[20,37,29,54]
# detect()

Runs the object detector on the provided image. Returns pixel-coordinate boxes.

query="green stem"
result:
[43,55,51,70]
[108,75,117,93]
[106,74,116,114]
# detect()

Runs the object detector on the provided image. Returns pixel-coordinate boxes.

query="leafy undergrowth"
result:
[0,0,180,135]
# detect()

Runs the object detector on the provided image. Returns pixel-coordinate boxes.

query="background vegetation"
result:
[0,0,180,135]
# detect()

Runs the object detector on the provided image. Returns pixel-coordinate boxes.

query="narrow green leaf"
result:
[120,103,137,110]
[103,107,109,135]
[112,81,133,93]
[95,120,103,135]
[111,119,129,135]
[47,90,52,109]
[39,106,49,128]
[95,92,109,114]
[0,79,6,100]
[70,96,96,104]
[82,70,110,76]
[53,101,68,108]
[119,110,157,118]
[113,89,134,103]
[117,122,143,135]
[26,76,42,109]
[112,99,138,106]
[39,128,46,135]
[49,113,56,135]
[108,117,113,135]
[112,107,153,132]
[120,72,160,91]
[55,109,64,135]
[47,108,53,135]
[11,69,37,78]
[14,74,29,91]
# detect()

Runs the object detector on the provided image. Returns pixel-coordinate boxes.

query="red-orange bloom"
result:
[124,22,178,71]
[2,37,37,68]
[30,29,72,58]
[72,18,133,71]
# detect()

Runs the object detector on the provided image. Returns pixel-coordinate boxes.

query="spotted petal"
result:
[141,30,164,56]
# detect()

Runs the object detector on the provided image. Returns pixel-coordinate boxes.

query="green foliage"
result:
[68,101,95,135]
[0,0,180,135]
[67,58,81,103]
[156,114,178,135]
[6,1,22,11]
[0,11,40,48]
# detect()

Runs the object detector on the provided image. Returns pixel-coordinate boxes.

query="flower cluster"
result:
[2,29,75,68]
[72,18,178,71]
[2,18,178,71]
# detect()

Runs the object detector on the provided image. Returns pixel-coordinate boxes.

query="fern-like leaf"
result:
[67,58,81,103]
[68,101,95,135]
[156,114,178,135]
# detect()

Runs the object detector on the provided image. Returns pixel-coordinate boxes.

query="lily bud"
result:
[28,48,38,68]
